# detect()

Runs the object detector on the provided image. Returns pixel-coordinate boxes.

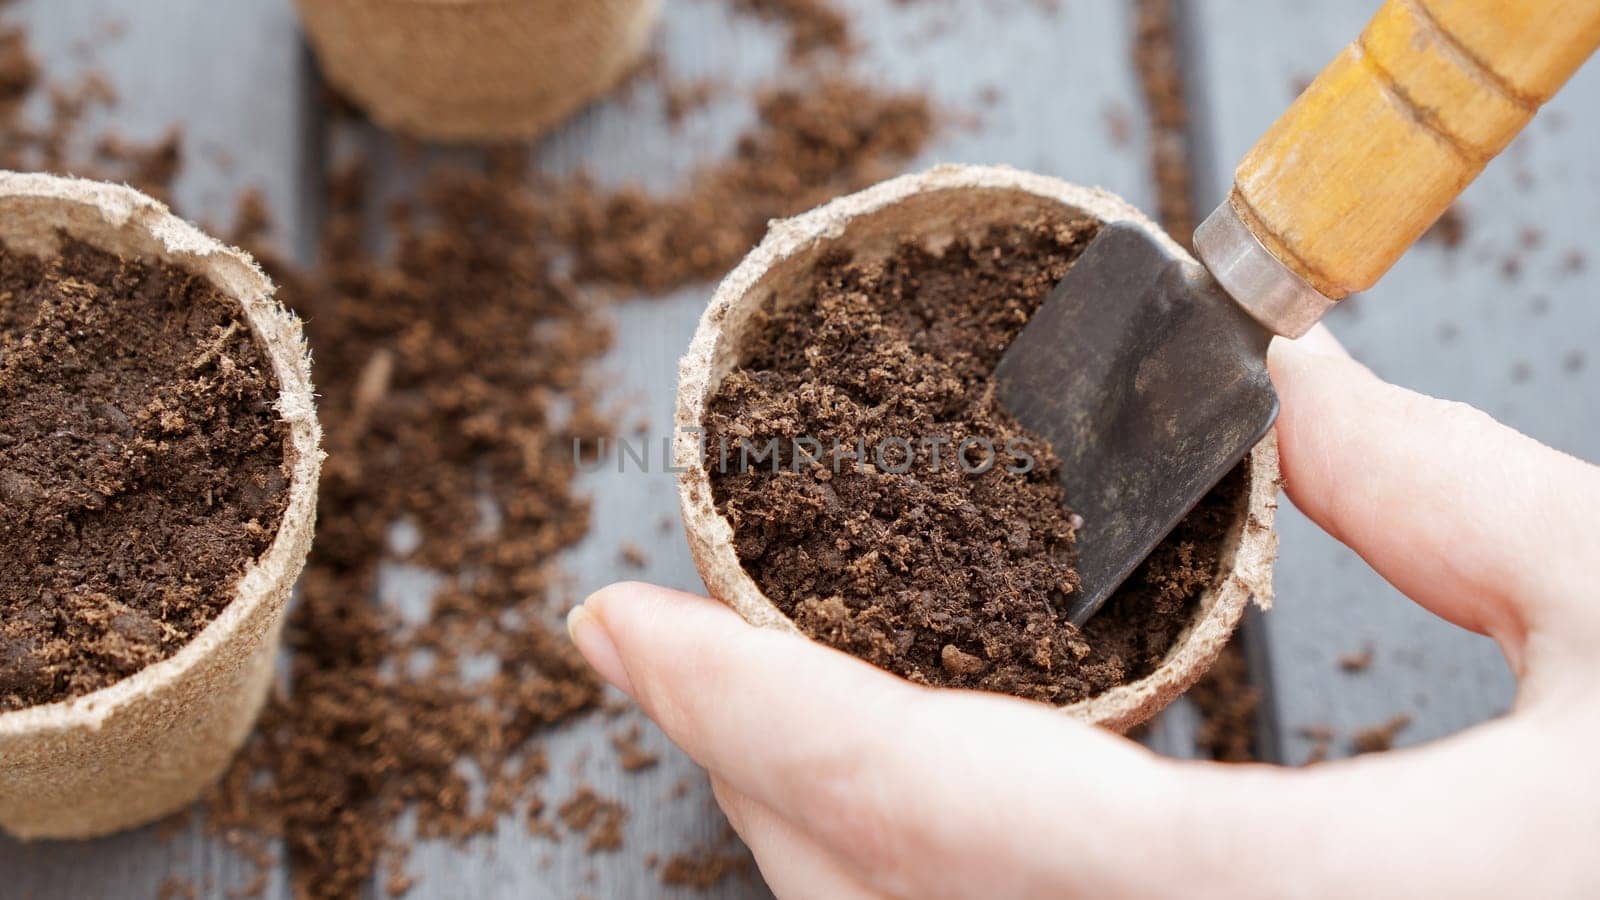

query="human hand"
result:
[568,326,1600,899]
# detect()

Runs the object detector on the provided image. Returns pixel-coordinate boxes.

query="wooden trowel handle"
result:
[1228,0,1600,301]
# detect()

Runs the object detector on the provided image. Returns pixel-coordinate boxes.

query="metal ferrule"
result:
[1193,200,1336,339]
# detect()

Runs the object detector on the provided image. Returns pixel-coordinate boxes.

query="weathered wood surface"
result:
[11,0,1594,896]
[402,1,1199,895]
[1187,0,1600,764]
[1,0,1181,897]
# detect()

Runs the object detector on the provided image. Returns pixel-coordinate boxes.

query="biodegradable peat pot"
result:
[676,164,1279,733]
[0,173,322,839]
[296,0,660,143]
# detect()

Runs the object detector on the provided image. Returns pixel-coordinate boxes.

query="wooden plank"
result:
[1187,1,1600,764]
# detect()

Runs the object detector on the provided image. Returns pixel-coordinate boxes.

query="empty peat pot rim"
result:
[294,0,661,143]
[0,171,322,839]
[675,164,1280,732]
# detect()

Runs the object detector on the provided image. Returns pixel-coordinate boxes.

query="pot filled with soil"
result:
[295,0,660,143]
[677,165,1278,731]
[0,172,321,839]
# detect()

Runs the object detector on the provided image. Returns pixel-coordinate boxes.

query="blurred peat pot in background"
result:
[295,0,659,143]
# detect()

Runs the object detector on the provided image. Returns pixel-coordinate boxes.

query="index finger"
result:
[1269,327,1600,667]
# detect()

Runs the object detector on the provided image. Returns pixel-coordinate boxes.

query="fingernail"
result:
[567,604,636,698]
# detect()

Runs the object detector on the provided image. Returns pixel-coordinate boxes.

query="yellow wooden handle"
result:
[1231,0,1600,300]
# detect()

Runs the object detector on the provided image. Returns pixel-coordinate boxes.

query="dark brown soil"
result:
[610,723,660,772]
[206,57,934,900]
[706,218,1246,705]
[1338,645,1374,672]
[0,238,288,711]
[557,785,628,852]
[660,848,753,889]
[1351,713,1411,754]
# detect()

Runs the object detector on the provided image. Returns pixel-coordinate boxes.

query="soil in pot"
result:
[0,237,289,711]
[704,214,1247,705]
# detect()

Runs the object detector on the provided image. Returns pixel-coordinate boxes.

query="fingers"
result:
[573,582,1600,897]
[572,582,1188,898]
[1268,326,1600,668]
[710,776,884,900]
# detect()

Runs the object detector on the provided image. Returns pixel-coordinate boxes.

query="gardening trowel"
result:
[997,0,1600,625]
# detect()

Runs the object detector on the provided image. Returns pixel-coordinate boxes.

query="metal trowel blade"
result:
[994,222,1277,626]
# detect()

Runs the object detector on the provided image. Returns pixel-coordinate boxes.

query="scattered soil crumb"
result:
[1297,724,1334,765]
[158,876,199,900]
[156,807,194,843]
[1132,0,1197,246]
[665,76,721,125]
[1102,100,1132,147]
[558,785,629,853]
[0,23,183,200]
[1337,645,1374,673]
[557,77,933,294]
[1187,638,1261,762]
[207,164,610,899]
[231,186,273,245]
[706,217,1247,704]
[612,722,661,772]
[619,541,650,569]
[0,239,289,710]
[1351,714,1411,754]
[732,0,852,60]
[0,24,38,115]
[1423,204,1467,249]
[661,848,754,889]
[94,126,183,203]
[383,858,415,898]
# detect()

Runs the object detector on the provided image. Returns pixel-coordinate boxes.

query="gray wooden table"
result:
[3,0,1595,896]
